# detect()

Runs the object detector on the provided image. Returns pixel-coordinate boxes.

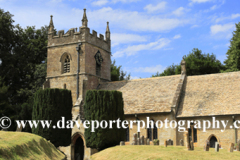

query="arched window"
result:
[153,122,158,140]
[94,50,103,77]
[125,126,129,142]
[64,84,66,89]
[147,119,154,141]
[64,55,70,73]
[147,128,152,141]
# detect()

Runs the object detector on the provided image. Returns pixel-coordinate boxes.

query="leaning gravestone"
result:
[180,139,184,146]
[204,140,210,151]
[164,140,168,147]
[215,142,219,152]
[228,143,234,152]
[120,141,125,146]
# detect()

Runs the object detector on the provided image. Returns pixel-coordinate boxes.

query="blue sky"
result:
[1,0,240,79]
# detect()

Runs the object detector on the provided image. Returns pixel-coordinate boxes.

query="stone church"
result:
[44,9,240,160]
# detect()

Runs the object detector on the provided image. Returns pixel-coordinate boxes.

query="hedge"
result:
[32,88,72,147]
[84,90,125,150]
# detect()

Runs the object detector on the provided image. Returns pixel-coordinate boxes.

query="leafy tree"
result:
[111,59,130,81]
[0,77,16,130]
[152,48,222,77]
[224,22,240,72]
[184,48,222,75]
[0,8,48,130]
[152,64,180,77]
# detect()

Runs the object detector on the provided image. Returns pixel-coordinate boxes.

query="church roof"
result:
[177,71,240,117]
[99,75,181,114]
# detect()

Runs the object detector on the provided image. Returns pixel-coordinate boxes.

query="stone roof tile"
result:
[99,75,181,114]
[177,71,240,117]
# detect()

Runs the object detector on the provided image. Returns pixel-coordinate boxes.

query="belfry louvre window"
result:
[96,63,101,76]
[64,55,70,73]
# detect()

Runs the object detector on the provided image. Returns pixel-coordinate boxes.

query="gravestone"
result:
[120,141,125,146]
[164,140,168,147]
[137,138,140,145]
[133,133,137,145]
[144,138,147,145]
[204,140,210,151]
[228,143,234,152]
[215,142,219,152]
[236,140,240,151]
[140,136,144,145]
[190,141,194,150]
[147,138,150,145]
[168,139,173,145]
[180,139,184,146]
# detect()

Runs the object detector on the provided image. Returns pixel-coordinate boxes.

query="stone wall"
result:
[177,116,240,149]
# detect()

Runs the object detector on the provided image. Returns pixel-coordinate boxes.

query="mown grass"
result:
[0,131,65,160]
[91,145,240,160]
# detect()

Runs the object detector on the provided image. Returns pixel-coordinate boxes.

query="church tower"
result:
[44,9,111,159]
[45,9,111,106]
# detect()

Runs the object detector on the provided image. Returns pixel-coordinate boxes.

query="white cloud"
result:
[191,25,199,28]
[189,0,212,3]
[210,23,235,35]
[144,2,167,13]
[215,13,240,23]
[231,13,240,19]
[210,23,235,39]
[91,0,108,6]
[111,33,147,46]
[173,34,181,39]
[112,0,139,3]
[113,38,171,58]
[133,65,165,73]
[130,76,140,80]
[172,7,185,16]
[189,0,212,6]
[83,7,189,32]
[210,5,217,10]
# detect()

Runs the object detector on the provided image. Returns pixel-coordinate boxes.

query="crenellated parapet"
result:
[47,9,111,52]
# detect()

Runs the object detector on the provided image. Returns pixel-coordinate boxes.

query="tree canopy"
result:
[0,8,48,130]
[152,48,223,77]
[224,22,240,72]
[111,59,130,81]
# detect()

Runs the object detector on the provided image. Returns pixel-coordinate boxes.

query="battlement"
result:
[47,9,111,52]
[48,27,110,52]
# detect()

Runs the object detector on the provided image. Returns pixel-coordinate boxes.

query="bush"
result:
[84,90,125,150]
[32,88,72,147]
[153,139,159,145]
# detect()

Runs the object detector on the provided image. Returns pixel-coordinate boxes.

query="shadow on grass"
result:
[0,137,63,160]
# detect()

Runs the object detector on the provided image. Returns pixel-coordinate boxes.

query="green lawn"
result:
[92,145,240,160]
[0,131,65,160]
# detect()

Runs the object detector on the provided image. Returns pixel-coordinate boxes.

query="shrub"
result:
[84,90,125,150]
[32,88,72,147]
